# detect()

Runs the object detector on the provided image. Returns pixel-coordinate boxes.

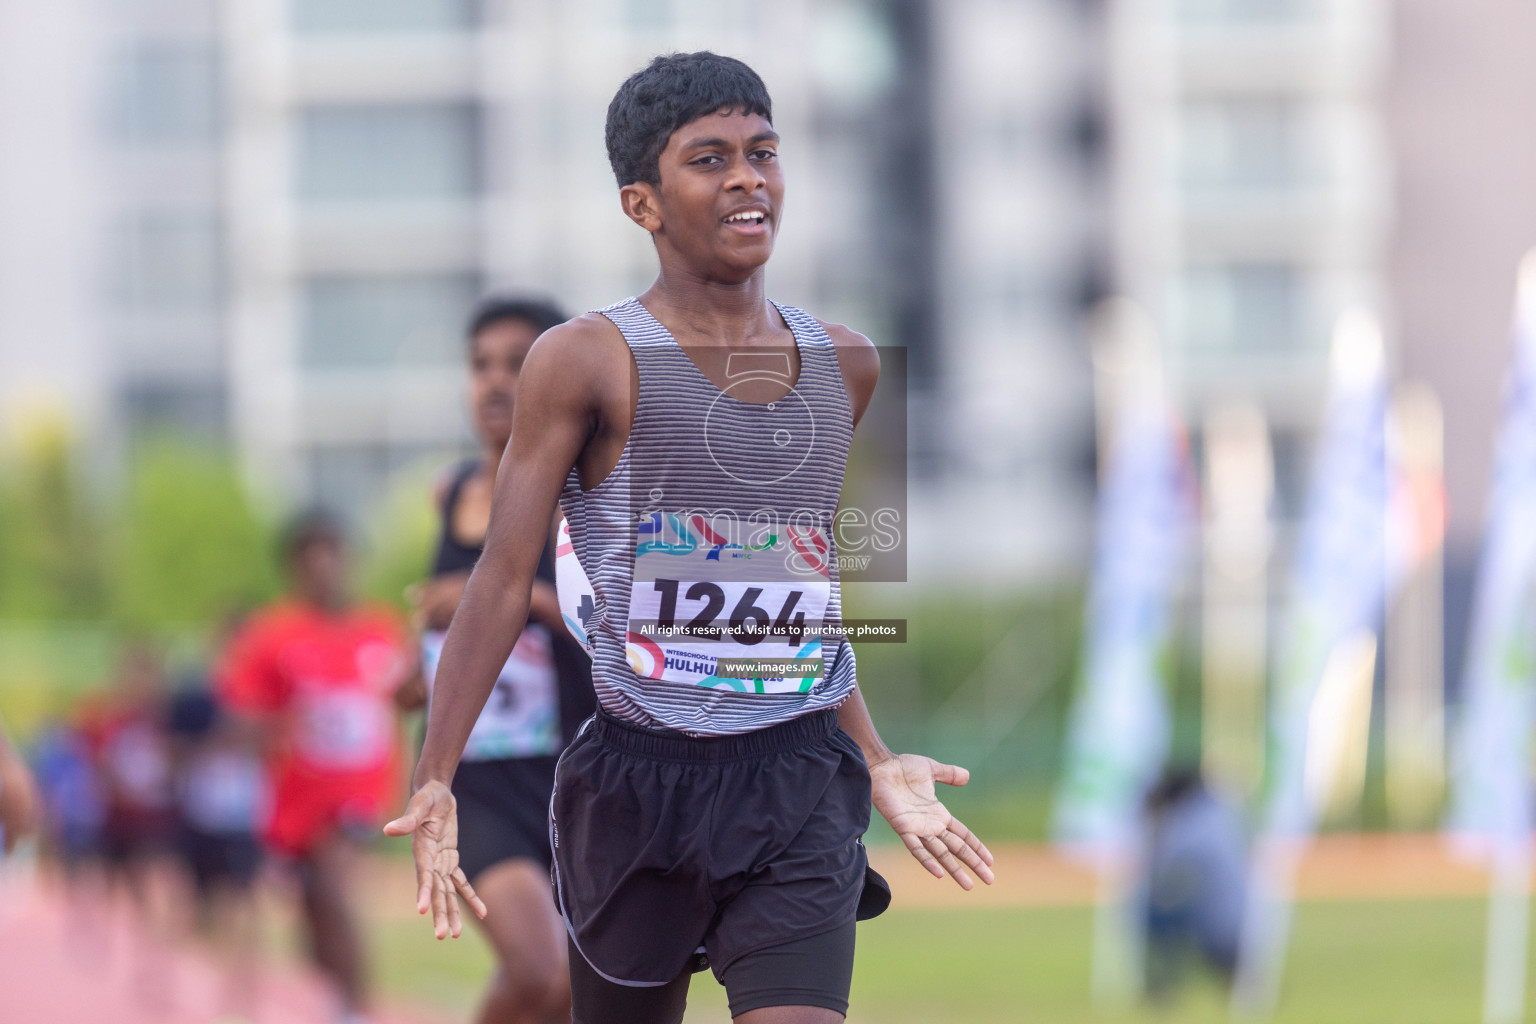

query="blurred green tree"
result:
[357,457,443,611]
[0,421,107,620]
[108,436,278,629]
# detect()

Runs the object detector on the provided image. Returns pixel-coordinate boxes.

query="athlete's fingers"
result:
[451,866,488,920]
[446,885,463,939]
[922,833,975,890]
[928,761,971,789]
[947,815,995,868]
[431,870,451,940]
[901,831,946,879]
[942,827,995,885]
[382,809,421,837]
[413,855,433,915]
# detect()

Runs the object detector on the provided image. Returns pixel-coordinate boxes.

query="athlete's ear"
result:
[620,181,663,234]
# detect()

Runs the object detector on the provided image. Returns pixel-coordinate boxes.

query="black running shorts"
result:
[569,920,857,1024]
[550,708,890,991]
[452,755,558,881]
[179,826,261,894]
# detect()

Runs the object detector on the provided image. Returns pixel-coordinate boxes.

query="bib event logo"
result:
[642,345,907,583]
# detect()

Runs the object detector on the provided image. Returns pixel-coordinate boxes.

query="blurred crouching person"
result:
[1139,768,1249,999]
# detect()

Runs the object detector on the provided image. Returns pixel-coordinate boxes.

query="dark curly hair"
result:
[605,51,773,189]
[280,507,345,560]
[465,295,568,342]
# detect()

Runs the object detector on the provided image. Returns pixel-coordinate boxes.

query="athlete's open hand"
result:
[870,754,995,890]
[383,780,488,939]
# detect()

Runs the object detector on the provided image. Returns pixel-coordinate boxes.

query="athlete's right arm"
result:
[384,314,628,938]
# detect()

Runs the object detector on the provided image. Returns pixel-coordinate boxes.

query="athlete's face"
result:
[622,109,783,282]
[289,536,348,610]
[115,646,163,707]
[469,318,538,451]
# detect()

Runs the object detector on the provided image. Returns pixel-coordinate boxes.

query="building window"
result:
[1174,262,1310,352]
[306,442,443,519]
[296,103,481,203]
[300,273,480,368]
[307,444,390,516]
[121,381,226,440]
[1179,99,1307,196]
[106,42,222,146]
[1175,0,1310,24]
[290,0,480,33]
[624,0,673,30]
[110,210,223,314]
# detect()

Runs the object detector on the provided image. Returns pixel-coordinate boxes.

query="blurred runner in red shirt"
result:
[219,511,411,1024]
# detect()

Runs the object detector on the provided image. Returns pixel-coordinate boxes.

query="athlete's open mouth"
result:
[722,208,768,227]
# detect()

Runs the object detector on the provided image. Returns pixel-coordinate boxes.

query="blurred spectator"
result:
[1139,768,1249,1000]
[0,721,40,853]
[32,718,106,868]
[82,645,178,878]
[77,642,183,1005]
[218,510,413,1024]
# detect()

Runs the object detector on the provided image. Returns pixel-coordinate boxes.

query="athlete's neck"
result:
[639,266,783,347]
[298,593,349,616]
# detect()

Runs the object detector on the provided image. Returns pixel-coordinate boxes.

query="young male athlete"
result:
[386,52,994,1024]
[396,296,596,1024]
[222,513,412,1024]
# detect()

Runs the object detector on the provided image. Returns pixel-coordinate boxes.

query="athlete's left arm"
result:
[820,322,996,891]
[817,320,880,428]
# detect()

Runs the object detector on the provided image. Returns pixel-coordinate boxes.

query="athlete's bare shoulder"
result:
[815,318,880,426]
[517,310,636,487]
[528,312,628,375]
[520,312,630,405]
[815,319,873,350]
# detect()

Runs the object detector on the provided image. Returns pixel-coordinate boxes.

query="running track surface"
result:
[0,866,440,1024]
[0,835,1499,1022]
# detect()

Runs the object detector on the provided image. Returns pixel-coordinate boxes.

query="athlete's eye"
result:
[751,149,777,161]
[691,154,722,166]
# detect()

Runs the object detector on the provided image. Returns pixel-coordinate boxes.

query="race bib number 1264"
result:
[626,512,833,694]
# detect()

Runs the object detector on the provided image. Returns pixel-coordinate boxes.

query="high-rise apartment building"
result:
[1,0,1114,581]
[219,0,1106,580]
[222,0,873,511]
[105,0,228,443]
[1109,0,1393,505]
[0,0,226,455]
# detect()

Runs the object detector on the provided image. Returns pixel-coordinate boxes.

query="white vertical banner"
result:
[1233,309,1391,1014]
[1384,382,1447,828]
[1447,253,1536,1024]
[1054,301,1195,1004]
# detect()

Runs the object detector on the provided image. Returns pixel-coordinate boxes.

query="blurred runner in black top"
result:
[167,679,268,1021]
[396,296,594,1024]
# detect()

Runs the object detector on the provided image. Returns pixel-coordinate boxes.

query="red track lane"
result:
[0,869,438,1024]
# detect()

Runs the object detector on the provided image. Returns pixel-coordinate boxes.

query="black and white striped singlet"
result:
[557,296,858,736]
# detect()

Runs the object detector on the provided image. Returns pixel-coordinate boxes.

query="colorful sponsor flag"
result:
[1261,313,1390,839]
[1234,311,1390,1011]
[1448,262,1536,857]
[1446,255,1536,1024]
[1054,391,1195,857]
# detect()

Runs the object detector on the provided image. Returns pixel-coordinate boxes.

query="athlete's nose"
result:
[722,151,768,195]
